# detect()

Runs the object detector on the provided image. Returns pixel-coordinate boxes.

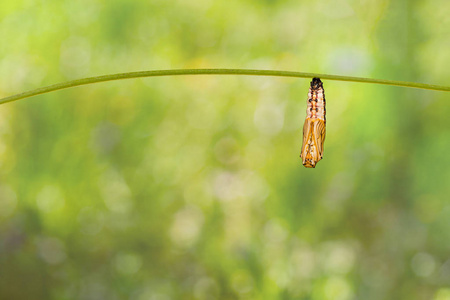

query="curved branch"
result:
[0,69,448,105]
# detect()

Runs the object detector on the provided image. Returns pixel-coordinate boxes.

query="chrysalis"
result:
[300,78,326,168]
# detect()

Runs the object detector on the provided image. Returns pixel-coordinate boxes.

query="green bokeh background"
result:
[0,0,449,299]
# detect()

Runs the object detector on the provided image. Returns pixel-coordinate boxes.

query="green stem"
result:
[0,69,448,105]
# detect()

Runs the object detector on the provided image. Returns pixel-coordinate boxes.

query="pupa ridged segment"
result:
[300,78,326,168]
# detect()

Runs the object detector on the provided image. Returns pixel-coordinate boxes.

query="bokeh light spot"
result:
[36,237,67,265]
[254,102,285,136]
[411,252,436,277]
[170,205,204,248]
[36,185,65,213]
[114,252,143,276]
[194,277,220,300]
[99,168,133,214]
[60,36,91,78]
[77,207,105,235]
[320,241,356,275]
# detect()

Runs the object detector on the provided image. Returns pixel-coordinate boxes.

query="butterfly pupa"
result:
[300,78,326,168]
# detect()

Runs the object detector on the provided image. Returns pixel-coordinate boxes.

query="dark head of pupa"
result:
[311,78,323,90]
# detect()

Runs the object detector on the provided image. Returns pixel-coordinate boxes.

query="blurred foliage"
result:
[0,0,449,299]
